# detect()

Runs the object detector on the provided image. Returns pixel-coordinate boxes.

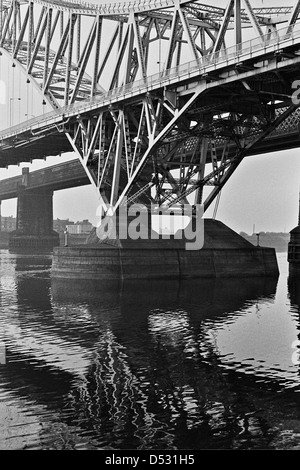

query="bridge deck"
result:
[0,159,89,200]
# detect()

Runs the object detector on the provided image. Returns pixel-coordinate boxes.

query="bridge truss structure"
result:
[1,0,300,214]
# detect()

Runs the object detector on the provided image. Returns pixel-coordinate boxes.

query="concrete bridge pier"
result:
[9,171,59,251]
[288,195,300,276]
[52,210,279,280]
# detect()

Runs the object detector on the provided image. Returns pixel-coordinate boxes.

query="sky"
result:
[0,0,299,235]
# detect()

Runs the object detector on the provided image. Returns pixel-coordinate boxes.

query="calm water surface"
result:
[0,251,300,450]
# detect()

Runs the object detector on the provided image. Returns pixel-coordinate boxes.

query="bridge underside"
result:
[2,55,300,213]
[0,134,73,166]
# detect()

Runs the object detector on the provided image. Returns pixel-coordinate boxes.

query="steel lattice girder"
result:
[0,0,300,214]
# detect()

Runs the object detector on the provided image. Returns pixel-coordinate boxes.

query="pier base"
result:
[51,219,279,280]
[9,234,60,252]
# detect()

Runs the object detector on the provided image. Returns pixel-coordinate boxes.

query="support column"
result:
[9,185,60,251]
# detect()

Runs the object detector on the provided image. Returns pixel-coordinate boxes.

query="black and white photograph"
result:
[0,0,300,457]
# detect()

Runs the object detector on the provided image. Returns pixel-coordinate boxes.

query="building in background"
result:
[66,219,93,235]
[0,217,93,248]
[0,217,93,234]
[53,219,74,234]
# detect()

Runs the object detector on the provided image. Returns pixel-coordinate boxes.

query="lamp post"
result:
[64,228,68,247]
[9,97,21,127]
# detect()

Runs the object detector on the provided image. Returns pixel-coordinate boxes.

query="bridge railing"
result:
[36,0,180,15]
[1,20,300,141]
[92,20,300,97]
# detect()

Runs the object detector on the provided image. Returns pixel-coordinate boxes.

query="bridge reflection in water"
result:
[1,253,300,449]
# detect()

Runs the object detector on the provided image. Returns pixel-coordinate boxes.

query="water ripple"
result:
[0,252,299,449]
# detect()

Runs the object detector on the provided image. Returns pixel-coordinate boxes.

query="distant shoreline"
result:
[0,230,292,253]
[240,232,290,252]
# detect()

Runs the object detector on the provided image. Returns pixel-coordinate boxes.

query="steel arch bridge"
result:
[1,0,300,215]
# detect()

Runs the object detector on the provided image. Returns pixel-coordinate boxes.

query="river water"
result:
[0,250,300,450]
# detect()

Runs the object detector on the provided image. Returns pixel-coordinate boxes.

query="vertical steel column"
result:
[165,8,179,70]
[60,10,64,38]
[124,15,134,84]
[200,27,206,54]
[91,15,102,97]
[43,8,52,88]
[12,0,17,51]
[76,14,81,64]
[0,0,3,42]
[194,138,209,205]
[110,111,124,206]
[64,13,76,106]
[235,0,242,48]
[132,14,147,80]
[27,1,33,67]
